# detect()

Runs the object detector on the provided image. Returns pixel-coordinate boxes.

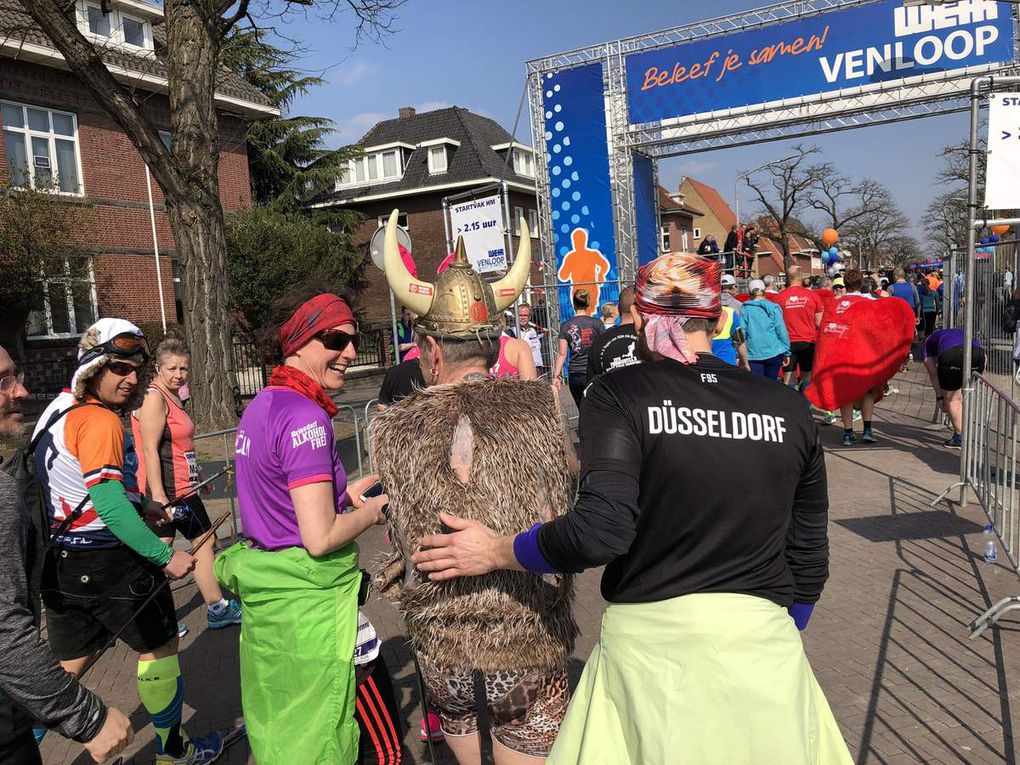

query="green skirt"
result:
[549,593,854,765]
[215,540,361,765]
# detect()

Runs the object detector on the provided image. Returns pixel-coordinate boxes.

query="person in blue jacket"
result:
[742,278,790,379]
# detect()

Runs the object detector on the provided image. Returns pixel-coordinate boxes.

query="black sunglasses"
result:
[315,329,358,353]
[106,360,141,377]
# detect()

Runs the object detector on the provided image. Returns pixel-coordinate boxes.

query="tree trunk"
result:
[781,231,791,274]
[163,0,237,430]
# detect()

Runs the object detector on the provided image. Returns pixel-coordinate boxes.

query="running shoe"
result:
[178,622,189,638]
[852,410,862,422]
[207,599,242,630]
[822,411,837,426]
[155,731,223,765]
[842,432,857,447]
[944,434,963,448]
[420,711,444,743]
[861,429,877,444]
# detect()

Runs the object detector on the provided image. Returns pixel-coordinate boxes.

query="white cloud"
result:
[334,61,373,87]
[676,159,718,177]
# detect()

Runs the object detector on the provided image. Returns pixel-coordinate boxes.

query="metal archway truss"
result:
[526,0,1020,293]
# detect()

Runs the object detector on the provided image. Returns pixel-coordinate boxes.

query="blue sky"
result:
[283,0,972,239]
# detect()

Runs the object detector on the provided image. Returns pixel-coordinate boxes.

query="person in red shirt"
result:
[778,268,823,391]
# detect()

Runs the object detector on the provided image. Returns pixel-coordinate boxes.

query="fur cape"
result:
[370,379,577,672]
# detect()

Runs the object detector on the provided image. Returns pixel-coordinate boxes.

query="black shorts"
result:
[784,341,816,374]
[936,345,986,391]
[41,545,177,660]
[162,494,212,541]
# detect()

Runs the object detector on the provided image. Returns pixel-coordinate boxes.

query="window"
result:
[338,151,403,189]
[2,101,82,194]
[159,130,172,153]
[86,4,110,36]
[660,225,671,253]
[25,256,97,338]
[377,212,409,230]
[78,2,153,50]
[512,206,524,236]
[527,209,539,239]
[512,148,535,178]
[693,227,702,240]
[428,146,447,175]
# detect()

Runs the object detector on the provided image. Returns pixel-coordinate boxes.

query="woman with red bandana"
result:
[214,286,395,764]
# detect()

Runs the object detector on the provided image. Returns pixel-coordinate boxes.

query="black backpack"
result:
[1,403,93,541]
[1003,302,1020,335]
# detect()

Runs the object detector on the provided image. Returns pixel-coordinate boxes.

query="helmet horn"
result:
[383,209,433,316]
[490,215,531,311]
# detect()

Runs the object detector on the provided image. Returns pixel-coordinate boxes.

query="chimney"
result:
[398,106,416,119]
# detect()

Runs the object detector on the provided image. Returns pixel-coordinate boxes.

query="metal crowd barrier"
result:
[192,427,241,541]
[933,373,1020,638]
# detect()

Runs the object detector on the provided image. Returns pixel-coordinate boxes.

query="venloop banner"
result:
[625,0,1015,125]
[985,92,1020,209]
[542,63,619,323]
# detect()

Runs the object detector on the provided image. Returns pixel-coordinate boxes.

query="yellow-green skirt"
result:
[549,593,853,765]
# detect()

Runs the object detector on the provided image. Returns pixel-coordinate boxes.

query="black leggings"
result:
[923,311,937,336]
[568,373,586,410]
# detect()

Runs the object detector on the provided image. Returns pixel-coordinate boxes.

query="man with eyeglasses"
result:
[0,345,134,764]
[32,319,223,765]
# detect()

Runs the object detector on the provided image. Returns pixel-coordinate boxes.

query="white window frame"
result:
[527,209,539,239]
[337,151,403,190]
[25,256,99,340]
[693,227,702,240]
[512,147,535,178]
[660,225,671,253]
[2,99,85,196]
[427,145,447,175]
[377,212,409,231]
[75,0,154,52]
[513,206,524,237]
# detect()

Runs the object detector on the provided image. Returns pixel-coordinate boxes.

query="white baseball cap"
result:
[720,274,736,287]
[748,279,766,294]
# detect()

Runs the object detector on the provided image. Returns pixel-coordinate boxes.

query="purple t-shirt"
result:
[923,328,980,360]
[235,387,348,551]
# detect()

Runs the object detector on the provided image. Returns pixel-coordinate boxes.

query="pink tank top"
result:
[131,385,198,497]
[490,335,520,380]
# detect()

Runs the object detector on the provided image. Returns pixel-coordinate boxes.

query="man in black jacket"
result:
[0,345,132,764]
[411,254,851,764]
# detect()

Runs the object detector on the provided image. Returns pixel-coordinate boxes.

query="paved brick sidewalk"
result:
[41,368,1019,764]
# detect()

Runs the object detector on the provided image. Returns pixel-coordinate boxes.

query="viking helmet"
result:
[382,209,531,339]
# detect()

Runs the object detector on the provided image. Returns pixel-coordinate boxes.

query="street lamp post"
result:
[733,154,800,227]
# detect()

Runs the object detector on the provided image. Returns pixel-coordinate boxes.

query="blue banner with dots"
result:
[542,63,619,325]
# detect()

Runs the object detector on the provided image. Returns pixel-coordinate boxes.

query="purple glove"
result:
[789,601,814,631]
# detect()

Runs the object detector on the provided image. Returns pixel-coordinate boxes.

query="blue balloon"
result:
[979,237,990,246]
[828,246,839,257]
[990,234,1001,243]
[831,253,843,263]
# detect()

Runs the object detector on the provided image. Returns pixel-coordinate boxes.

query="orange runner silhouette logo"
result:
[557,228,612,305]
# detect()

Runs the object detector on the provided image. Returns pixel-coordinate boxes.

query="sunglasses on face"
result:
[315,329,358,353]
[106,360,141,378]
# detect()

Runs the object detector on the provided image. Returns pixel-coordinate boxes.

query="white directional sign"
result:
[449,194,507,274]
[985,93,1020,209]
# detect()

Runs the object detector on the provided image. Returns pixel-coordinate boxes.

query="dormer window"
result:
[336,144,410,190]
[513,148,535,178]
[428,146,447,175]
[77,1,154,51]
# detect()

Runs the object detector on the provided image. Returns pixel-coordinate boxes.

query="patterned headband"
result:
[634,253,722,318]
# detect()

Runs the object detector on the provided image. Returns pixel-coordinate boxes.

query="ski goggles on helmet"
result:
[78,332,150,367]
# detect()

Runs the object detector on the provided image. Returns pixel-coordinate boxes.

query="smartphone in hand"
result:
[359,481,389,517]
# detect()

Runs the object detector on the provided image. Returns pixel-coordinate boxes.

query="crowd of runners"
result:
[0,207,992,765]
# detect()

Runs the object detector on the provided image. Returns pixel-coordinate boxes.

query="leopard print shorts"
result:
[417,652,569,757]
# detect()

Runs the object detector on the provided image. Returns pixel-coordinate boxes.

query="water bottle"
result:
[908,352,914,364]
[984,524,998,563]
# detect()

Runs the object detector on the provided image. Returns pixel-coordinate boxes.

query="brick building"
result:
[680,176,737,253]
[312,106,539,324]
[755,233,824,279]
[0,0,275,374]
[657,185,704,254]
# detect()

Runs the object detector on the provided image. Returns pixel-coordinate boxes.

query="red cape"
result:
[806,297,915,411]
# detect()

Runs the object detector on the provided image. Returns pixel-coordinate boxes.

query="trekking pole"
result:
[410,650,438,765]
[78,511,232,679]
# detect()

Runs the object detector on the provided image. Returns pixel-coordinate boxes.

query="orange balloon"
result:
[821,228,839,247]
[992,225,1010,235]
